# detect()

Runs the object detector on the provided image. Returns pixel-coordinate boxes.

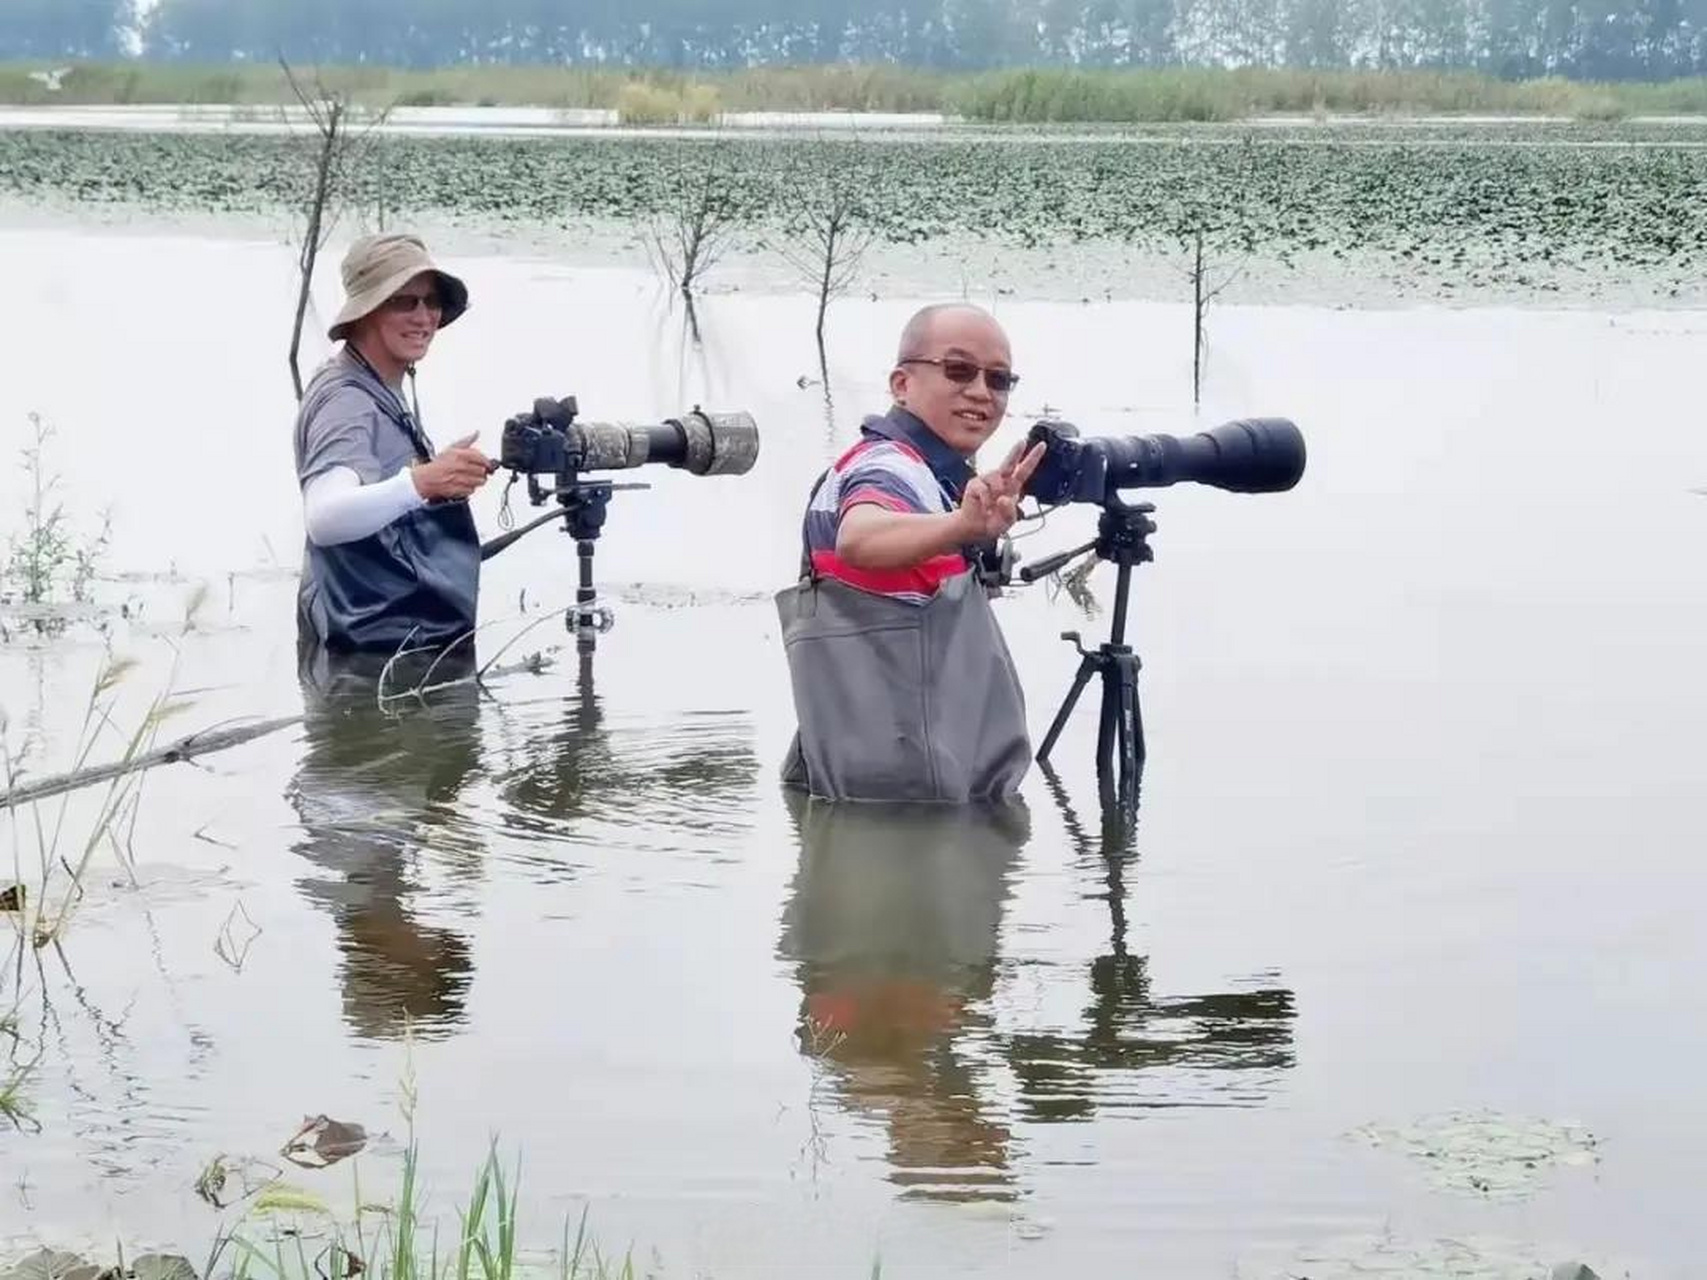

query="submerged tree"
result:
[643,138,742,308]
[776,140,876,368]
[280,58,392,401]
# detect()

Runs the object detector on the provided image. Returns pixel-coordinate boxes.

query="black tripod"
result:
[481,472,647,655]
[1019,494,1158,812]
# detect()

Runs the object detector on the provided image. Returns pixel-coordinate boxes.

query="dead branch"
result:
[1,717,304,811]
[0,651,556,811]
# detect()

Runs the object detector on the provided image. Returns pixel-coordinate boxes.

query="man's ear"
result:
[888,366,908,403]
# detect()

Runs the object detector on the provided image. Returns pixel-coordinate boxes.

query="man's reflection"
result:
[777,776,1301,1203]
[776,793,1030,1203]
[286,649,483,1041]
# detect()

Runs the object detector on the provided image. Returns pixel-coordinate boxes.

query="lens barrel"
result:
[1102,418,1305,495]
[566,410,760,477]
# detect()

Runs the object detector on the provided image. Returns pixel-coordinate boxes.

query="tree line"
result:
[4,0,1705,81]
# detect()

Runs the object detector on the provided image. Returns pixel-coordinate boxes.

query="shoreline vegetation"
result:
[4,62,1707,123]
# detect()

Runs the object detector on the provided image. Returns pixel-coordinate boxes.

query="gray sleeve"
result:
[297,384,390,488]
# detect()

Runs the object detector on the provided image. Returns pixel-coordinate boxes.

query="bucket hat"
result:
[327,233,468,342]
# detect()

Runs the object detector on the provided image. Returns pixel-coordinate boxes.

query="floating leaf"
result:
[0,884,22,912]
[1348,1110,1600,1201]
[253,1184,333,1216]
[1242,1232,1621,1280]
[3,1252,93,1280]
[281,1115,368,1169]
[131,1257,197,1280]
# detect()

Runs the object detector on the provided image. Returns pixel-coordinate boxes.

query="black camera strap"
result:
[343,346,434,463]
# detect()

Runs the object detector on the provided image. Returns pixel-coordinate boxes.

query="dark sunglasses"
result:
[383,291,444,314]
[902,357,1020,394]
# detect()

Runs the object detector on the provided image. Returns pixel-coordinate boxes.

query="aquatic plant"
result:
[1,413,112,629]
[3,125,1703,295]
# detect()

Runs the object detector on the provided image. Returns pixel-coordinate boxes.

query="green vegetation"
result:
[2,125,1704,293]
[1,412,111,618]
[0,62,950,113]
[1,1147,644,1280]
[946,66,1707,122]
[5,61,1707,121]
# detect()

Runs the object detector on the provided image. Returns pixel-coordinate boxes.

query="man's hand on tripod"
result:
[953,440,1046,544]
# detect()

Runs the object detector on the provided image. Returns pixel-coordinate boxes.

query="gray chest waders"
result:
[775,473,1031,804]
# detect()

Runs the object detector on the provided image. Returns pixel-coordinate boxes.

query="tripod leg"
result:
[575,538,598,654]
[1115,667,1139,809]
[1037,655,1098,765]
[1096,661,1119,793]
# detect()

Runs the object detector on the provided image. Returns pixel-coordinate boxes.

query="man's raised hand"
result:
[954,439,1046,543]
[411,432,495,501]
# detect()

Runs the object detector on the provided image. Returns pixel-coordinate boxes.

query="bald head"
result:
[889,303,1015,457]
[896,303,1005,364]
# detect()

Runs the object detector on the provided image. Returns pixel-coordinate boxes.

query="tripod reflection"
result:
[776,776,1298,1204]
[1011,769,1297,1122]
[491,648,759,842]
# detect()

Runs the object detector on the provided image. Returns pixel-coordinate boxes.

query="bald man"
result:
[802,304,1043,599]
[776,304,1042,804]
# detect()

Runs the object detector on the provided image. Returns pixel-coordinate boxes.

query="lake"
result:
[1,206,1704,1279]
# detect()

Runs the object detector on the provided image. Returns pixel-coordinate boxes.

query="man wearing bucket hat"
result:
[293,233,494,660]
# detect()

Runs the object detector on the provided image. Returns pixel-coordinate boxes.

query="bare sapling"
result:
[280,58,393,401]
[776,143,874,366]
[643,140,740,303]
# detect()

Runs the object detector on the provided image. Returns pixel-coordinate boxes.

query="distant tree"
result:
[9,0,1681,82]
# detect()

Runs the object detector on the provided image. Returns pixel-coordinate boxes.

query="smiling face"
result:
[888,306,1014,458]
[350,272,444,377]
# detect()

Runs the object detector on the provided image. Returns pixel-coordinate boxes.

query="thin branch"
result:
[1,717,303,811]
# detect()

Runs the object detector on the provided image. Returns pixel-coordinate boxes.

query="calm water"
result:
[2,224,1705,1277]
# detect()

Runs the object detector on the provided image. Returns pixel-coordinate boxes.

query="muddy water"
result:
[2,224,1705,1278]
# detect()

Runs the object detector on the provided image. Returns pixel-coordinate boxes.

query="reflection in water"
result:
[778,780,1299,1204]
[777,794,1030,1203]
[286,651,484,1041]
[491,650,759,844]
[1010,772,1298,1122]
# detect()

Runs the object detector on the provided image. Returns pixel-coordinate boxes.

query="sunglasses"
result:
[383,291,444,315]
[901,357,1020,394]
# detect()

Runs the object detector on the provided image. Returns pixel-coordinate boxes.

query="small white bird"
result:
[28,67,72,92]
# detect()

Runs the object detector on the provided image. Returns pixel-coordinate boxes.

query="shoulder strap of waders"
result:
[799,469,830,582]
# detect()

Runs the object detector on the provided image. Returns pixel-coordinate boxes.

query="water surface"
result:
[2,225,1704,1277]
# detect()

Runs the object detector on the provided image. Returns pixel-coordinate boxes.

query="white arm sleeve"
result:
[303,466,427,547]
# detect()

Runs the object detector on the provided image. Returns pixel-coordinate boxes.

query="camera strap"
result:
[343,347,434,463]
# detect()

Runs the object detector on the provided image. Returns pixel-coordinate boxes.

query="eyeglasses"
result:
[383,292,444,315]
[900,357,1020,394]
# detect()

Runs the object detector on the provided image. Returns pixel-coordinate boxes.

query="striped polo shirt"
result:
[803,409,975,604]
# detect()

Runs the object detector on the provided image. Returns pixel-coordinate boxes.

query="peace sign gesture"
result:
[953,439,1047,544]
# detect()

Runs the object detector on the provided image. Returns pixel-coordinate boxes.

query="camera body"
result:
[499,396,577,475]
[500,396,580,475]
[1024,420,1109,506]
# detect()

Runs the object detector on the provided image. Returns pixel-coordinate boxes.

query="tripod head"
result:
[1024,494,1164,816]
[1018,493,1158,587]
[480,468,652,653]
